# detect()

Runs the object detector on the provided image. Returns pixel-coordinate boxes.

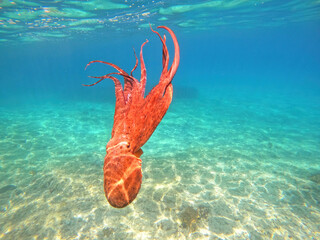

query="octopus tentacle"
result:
[158,26,180,81]
[139,39,149,97]
[123,77,133,103]
[150,26,169,75]
[85,60,129,77]
[83,72,121,87]
[82,77,106,87]
[112,73,139,92]
[144,26,179,104]
[84,74,125,113]
[84,72,138,88]
[108,73,142,110]
[162,34,167,70]
[130,48,138,77]
[106,75,125,108]
[121,49,138,103]
[110,72,138,85]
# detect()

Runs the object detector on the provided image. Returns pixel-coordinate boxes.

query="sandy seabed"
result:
[0,88,319,240]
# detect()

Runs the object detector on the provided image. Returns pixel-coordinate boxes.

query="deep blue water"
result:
[1,21,320,104]
[0,1,320,239]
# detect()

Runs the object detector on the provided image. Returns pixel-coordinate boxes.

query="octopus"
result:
[83,26,180,208]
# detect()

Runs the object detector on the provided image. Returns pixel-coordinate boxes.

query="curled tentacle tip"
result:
[149,24,157,33]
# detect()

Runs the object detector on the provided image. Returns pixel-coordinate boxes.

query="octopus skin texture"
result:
[84,26,180,208]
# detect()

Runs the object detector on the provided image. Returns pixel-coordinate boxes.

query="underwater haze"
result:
[1,0,320,239]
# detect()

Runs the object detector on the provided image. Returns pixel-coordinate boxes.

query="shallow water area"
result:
[1,0,320,239]
[0,86,319,239]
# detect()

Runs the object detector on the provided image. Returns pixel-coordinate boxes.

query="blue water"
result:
[1,1,320,239]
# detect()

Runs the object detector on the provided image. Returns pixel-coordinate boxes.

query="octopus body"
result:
[84,26,180,208]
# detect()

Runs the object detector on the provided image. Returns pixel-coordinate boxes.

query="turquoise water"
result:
[1,1,320,239]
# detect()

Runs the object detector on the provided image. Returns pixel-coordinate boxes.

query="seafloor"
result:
[0,86,319,239]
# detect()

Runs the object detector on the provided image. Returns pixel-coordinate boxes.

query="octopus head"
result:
[103,153,142,208]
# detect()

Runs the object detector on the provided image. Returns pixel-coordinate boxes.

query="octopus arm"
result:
[139,39,149,97]
[158,26,180,82]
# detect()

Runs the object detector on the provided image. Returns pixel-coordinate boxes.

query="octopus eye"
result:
[127,143,130,148]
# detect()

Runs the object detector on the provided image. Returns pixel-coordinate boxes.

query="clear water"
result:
[1,1,320,239]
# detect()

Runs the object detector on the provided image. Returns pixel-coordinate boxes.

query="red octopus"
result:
[84,26,180,208]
